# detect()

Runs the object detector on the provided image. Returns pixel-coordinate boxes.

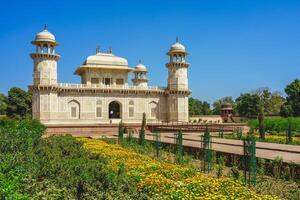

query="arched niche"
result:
[68,100,80,119]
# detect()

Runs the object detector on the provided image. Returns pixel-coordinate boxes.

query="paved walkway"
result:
[46,126,300,164]
[140,132,300,164]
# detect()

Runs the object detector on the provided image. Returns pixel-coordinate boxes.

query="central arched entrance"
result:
[109,101,121,119]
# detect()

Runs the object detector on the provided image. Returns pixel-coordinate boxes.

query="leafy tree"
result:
[254,88,285,116]
[0,93,7,115]
[202,101,212,115]
[236,93,260,118]
[188,97,212,115]
[280,103,293,117]
[282,79,300,117]
[237,88,283,138]
[189,97,202,116]
[265,92,285,116]
[139,112,146,145]
[236,88,284,118]
[258,102,265,139]
[212,96,235,115]
[6,87,32,118]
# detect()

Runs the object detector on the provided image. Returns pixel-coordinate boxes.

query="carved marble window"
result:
[151,108,156,118]
[91,78,100,84]
[96,100,102,118]
[116,78,124,85]
[68,100,80,119]
[71,107,77,118]
[96,107,102,118]
[149,102,158,119]
[103,78,112,85]
[129,100,134,117]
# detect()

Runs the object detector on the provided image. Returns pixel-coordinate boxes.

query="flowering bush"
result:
[80,138,279,199]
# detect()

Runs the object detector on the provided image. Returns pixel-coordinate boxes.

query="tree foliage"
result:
[236,88,285,118]
[282,79,300,117]
[258,102,265,139]
[139,112,146,145]
[188,97,211,115]
[0,93,7,115]
[280,103,293,117]
[254,88,285,116]
[265,92,285,116]
[236,93,260,118]
[6,87,32,118]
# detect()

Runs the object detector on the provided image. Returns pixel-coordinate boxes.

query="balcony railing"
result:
[56,83,166,91]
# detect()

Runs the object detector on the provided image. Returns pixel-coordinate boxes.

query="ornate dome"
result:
[32,26,58,45]
[170,42,185,52]
[84,52,128,67]
[168,38,187,53]
[135,62,147,71]
[35,30,55,41]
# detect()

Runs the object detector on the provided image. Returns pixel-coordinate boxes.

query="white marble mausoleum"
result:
[29,27,191,124]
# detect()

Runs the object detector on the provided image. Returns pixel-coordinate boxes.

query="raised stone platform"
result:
[44,123,300,164]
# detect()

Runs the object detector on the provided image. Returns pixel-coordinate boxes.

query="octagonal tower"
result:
[166,38,190,122]
[30,25,60,85]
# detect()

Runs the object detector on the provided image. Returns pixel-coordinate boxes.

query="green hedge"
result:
[0,118,143,199]
[249,117,300,133]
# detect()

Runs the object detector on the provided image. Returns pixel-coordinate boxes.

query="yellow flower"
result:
[78,138,279,200]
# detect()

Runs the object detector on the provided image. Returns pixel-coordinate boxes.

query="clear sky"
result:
[0,0,299,103]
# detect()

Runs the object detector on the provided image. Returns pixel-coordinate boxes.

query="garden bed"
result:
[80,138,279,199]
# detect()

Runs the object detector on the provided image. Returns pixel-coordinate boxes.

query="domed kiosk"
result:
[132,60,148,87]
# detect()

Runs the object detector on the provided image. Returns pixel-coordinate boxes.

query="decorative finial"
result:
[44,24,48,30]
[96,46,100,54]
[176,36,179,43]
[108,47,112,54]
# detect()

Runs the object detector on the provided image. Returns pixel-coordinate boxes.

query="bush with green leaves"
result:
[216,156,225,178]
[230,165,240,180]
[0,118,144,199]
[249,117,300,133]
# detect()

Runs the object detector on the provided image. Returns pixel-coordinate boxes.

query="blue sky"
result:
[0,0,299,103]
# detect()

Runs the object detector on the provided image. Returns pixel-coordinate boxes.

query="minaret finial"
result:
[96,46,100,54]
[176,36,179,43]
[44,24,48,30]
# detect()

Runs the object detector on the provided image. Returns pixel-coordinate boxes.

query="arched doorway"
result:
[109,101,121,119]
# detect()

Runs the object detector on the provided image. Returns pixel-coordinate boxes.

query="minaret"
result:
[166,37,189,90]
[30,25,60,85]
[132,60,148,87]
[166,38,190,122]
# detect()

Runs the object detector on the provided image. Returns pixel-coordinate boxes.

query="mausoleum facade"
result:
[29,27,191,124]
